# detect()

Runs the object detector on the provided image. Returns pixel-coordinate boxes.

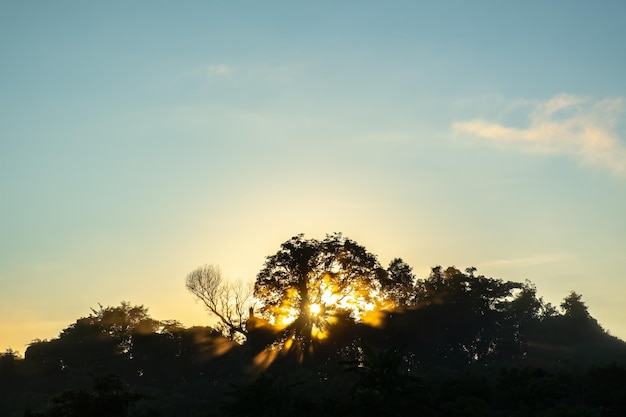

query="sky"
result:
[1,1,626,353]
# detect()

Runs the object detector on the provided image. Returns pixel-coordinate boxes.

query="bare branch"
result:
[186,265,255,342]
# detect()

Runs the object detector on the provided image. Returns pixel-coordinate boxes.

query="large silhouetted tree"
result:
[186,264,255,341]
[254,233,386,337]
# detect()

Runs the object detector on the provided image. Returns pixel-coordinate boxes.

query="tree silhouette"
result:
[24,302,169,377]
[393,266,540,365]
[186,264,255,342]
[560,291,591,319]
[381,258,416,307]
[254,234,386,337]
[24,374,146,417]
[5,233,626,417]
[0,348,21,388]
[347,344,418,417]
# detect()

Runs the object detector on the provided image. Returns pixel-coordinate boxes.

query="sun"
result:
[309,303,321,316]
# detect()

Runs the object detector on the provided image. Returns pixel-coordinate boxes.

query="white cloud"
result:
[453,94,626,174]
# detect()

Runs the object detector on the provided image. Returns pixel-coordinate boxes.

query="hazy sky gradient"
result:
[2,1,626,352]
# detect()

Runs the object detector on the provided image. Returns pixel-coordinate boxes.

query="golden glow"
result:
[361,310,386,328]
[311,324,328,340]
[279,310,298,327]
[268,287,301,328]
[252,344,279,370]
[284,337,294,350]
[309,303,321,316]
[263,270,392,342]
[321,288,337,305]
[252,269,396,370]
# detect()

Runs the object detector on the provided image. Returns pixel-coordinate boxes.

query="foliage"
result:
[394,266,534,365]
[23,374,148,417]
[381,258,416,307]
[346,344,415,396]
[345,344,420,417]
[561,291,591,319]
[221,373,298,417]
[0,349,21,375]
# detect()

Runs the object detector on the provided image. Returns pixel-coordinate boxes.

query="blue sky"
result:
[2,1,626,352]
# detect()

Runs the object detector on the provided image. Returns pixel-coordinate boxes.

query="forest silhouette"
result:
[2,233,626,416]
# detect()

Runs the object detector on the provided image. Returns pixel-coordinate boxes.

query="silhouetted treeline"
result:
[2,265,626,416]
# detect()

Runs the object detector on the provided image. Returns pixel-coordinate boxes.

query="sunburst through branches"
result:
[252,234,397,364]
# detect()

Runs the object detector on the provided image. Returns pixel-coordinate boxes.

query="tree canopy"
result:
[561,290,591,319]
[254,233,388,338]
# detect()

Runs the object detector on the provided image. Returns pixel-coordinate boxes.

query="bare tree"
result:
[186,265,255,341]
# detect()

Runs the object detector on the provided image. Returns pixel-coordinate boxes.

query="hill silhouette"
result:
[2,235,625,416]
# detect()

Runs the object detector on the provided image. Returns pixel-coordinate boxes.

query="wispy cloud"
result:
[172,63,232,87]
[172,62,307,90]
[207,64,231,77]
[477,252,571,269]
[452,94,626,174]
